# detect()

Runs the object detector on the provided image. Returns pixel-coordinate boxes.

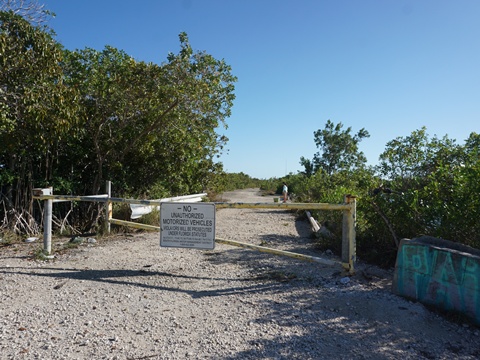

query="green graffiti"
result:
[432,251,466,285]
[403,244,430,275]
[395,241,480,325]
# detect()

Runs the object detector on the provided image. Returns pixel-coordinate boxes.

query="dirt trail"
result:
[0,188,479,359]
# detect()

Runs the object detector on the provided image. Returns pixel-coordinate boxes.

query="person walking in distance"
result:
[282,182,288,203]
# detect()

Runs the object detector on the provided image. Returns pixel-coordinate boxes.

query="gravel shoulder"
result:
[1,188,479,359]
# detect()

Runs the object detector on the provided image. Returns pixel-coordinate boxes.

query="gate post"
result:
[342,195,356,272]
[105,180,112,234]
[44,194,53,254]
[33,187,53,255]
[32,187,53,257]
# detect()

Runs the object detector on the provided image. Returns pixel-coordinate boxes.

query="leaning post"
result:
[342,195,357,272]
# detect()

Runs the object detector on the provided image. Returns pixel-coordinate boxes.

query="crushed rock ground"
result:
[1,188,479,360]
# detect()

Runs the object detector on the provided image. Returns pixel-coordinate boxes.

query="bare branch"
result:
[0,0,51,26]
[370,200,399,249]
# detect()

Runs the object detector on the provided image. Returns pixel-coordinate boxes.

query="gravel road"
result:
[1,188,479,359]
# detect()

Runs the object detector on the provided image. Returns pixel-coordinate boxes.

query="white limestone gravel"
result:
[1,188,479,359]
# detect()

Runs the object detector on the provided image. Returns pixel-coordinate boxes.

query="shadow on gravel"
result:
[206,252,480,359]
[210,229,340,275]
[0,266,288,299]
[220,290,478,360]
[205,261,476,359]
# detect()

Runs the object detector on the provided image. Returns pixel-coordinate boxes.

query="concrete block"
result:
[393,235,480,325]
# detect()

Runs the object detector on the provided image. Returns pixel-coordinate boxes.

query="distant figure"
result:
[282,182,288,203]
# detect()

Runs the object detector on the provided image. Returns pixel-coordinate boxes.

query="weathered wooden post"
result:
[106,180,112,234]
[342,195,356,272]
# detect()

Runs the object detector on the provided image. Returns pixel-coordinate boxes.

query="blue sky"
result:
[43,0,479,179]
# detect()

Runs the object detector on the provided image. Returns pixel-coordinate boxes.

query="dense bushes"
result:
[292,124,480,267]
[221,124,479,268]
[0,11,236,233]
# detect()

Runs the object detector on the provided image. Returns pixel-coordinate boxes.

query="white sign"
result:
[160,202,216,249]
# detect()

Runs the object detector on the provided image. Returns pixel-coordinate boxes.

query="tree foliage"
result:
[59,33,236,199]
[0,9,236,233]
[300,120,370,175]
[0,10,77,232]
[295,122,479,267]
[376,129,480,248]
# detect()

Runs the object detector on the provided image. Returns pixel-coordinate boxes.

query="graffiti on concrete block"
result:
[393,236,480,325]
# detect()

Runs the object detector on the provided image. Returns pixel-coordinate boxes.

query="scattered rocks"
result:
[0,188,478,359]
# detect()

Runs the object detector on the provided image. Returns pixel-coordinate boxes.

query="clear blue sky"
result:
[43,0,479,179]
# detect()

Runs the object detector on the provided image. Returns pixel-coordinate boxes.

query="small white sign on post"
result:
[160,202,216,249]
